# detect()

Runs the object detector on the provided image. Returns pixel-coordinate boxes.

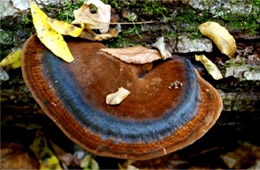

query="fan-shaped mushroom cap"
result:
[22,35,222,160]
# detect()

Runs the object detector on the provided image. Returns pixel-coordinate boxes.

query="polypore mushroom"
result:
[22,35,222,160]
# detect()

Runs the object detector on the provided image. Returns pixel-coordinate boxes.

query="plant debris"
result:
[79,27,120,41]
[101,46,163,64]
[47,18,83,37]
[195,54,223,80]
[80,155,99,170]
[199,22,237,58]
[72,0,111,33]
[106,87,130,105]
[0,49,22,69]
[151,37,172,59]
[29,0,120,63]
[30,132,62,170]
[0,66,9,81]
[168,80,183,89]
[30,2,74,62]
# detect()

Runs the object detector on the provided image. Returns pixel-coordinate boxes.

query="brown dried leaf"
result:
[106,87,130,105]
[72,0,111,33]
[195,54,223,80]
[0,142,39,169]
[101,46,162,64]
[199,22,236,58]
[79,28,120,41]
[152,37,172,59]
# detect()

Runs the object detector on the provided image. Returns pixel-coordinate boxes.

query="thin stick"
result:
[109,21,157,25]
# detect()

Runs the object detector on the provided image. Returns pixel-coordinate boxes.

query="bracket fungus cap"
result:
[22,35,222,160]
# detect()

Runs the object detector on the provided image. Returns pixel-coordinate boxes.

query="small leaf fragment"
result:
[0,49,22,69]
[152,37,172,59]
[119,160,139,170]
[0,66,9,81]
[195,54,223,80]
[106,87,130,105]
[199,22,236,58]
[30,2,74,62]
[72,0,111,33]
[79,27,120,41]
[101,46,162,64]
[80,155,99,170]
[47,18,83,37]
[93,28,120,41]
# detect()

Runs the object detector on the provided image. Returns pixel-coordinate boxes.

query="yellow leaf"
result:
[199,22,236,58]
[47,18,83,37]
[80,155,99,170]
[119,160,139,170]
[195,54,223,80]
[30,2,74,62]
[101,46,162,64]
[106,87,130,105]
[30,133,62,170]
[72,0,111,33]
[0,49,22,69]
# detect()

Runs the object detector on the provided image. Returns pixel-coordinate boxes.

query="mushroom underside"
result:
[22,35,222,160]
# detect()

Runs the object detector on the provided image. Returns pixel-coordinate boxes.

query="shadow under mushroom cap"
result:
[22,35,222,160]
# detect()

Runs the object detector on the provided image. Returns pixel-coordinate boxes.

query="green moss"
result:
[219,1,260,35]
[224,59,244,68]
[0,30,14,45]
[122,24,142,37]
[45,0,84,22]
[165,32,178,38]
[141,0,168,19]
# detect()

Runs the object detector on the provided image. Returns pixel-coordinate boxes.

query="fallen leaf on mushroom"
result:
[29,1,120,63]
[0,49,22,69]
[152,37,172,59]
[30,2,74,62]
[100,45,163,64]
[72,0,111,33]
[195,54,223,80]
[199,21,237,58]
[79,27,120,41]
[106,87,130,105]
[47,18,83,37]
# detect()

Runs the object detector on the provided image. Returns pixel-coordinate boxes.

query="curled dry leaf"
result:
[72,0,111,33]
[101,46,162,64]
[199,22,236,58]
[195,54,223,80]
[0,49,22,69]
[30,2,74,62]
[79,28,120,41]
[152,37,172,59]
[47,18,83,37]
[106,87,130,105]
